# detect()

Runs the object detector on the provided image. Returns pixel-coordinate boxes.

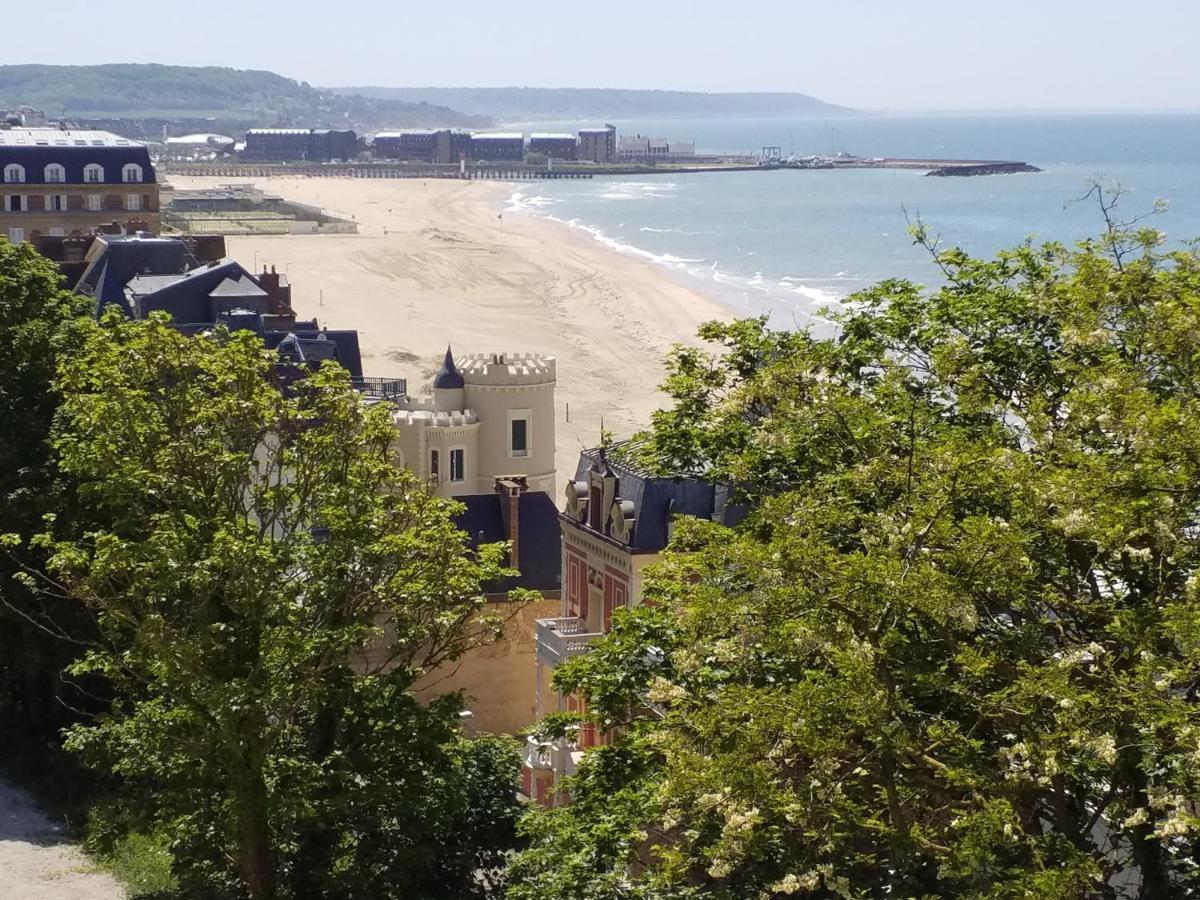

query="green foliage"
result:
[510,217,1200,898]
[24,311,522,899]
[0,240,94,744]
[0,64,490,129]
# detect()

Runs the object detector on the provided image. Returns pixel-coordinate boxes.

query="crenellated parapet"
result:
[459,352,556,386]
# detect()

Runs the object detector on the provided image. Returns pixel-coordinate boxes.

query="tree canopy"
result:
[509,221,1200,898]
[10,310,524,899]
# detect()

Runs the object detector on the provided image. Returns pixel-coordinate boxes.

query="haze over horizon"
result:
[7,0,1200,113]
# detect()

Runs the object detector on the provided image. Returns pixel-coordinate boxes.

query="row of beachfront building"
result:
[224,125,696,165]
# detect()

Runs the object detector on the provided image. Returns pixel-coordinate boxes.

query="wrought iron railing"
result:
[352,376,407,402]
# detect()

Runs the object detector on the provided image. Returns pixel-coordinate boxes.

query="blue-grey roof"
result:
[0,129,155,184]
[433,346,464,389]
[573,442,743,552]
[456,492,561,594]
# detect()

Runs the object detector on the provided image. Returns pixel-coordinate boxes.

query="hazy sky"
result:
[10,0,1199,111]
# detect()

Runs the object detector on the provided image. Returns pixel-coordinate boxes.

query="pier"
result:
[160,156,1040,181]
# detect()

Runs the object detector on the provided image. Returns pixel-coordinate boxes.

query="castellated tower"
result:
[460,352,557,496]
[390,348,557,499]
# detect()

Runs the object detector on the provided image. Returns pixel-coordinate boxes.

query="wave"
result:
[506,190,562,212]
[543,215,706,270]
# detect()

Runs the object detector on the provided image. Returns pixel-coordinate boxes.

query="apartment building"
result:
[0,129,158,243]
[522,443,743,803]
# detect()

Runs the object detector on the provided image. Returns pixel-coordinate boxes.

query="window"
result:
[122,164,143,184]
[6,195,25,213]
[126,193,141,212]
[449,448,465,483]
[87,194,102,211]
[83,164,103,183]
[3,164,24,184]
[44,164,65,183]
[7,228,24,244]
[509,409,530,458]
[45,195,66,212]
[430,449,440,480]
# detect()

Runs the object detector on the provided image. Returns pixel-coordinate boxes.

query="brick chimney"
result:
[256,265,293,316]
[495,476,528,570]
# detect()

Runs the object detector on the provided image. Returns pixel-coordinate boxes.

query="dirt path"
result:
[0,779,123,899]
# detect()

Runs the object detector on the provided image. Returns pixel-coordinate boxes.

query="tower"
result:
[460,352,556,495]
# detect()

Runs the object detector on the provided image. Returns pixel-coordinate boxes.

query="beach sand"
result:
[168,175,729,488]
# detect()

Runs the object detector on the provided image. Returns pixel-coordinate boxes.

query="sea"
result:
[505,114,1200,329]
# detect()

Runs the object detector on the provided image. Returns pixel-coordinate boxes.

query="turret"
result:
[432,345,466,411]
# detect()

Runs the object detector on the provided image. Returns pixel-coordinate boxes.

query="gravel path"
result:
[0,778,123,899]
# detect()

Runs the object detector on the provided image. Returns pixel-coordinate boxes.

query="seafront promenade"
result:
[160,155,1039,181]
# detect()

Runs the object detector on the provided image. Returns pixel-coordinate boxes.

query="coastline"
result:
[168,175,730,484]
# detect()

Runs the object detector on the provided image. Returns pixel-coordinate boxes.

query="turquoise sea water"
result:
[506,115,1200,328]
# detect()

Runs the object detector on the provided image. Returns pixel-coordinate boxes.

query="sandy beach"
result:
[168,175,728,488]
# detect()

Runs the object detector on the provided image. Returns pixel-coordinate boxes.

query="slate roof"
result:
[456,492,562,594]
[433,346,465,389]
[0,129,155,184]
[573,442,745,552]
[209,277,267,299]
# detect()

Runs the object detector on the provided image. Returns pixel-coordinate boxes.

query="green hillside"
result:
[332,86,855,121]
[0,64,490,130]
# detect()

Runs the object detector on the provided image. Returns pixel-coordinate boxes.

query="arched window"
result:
[122,163,143,184]
[44,164,65,183]
[3,164,25,184]
[83,163,104,183]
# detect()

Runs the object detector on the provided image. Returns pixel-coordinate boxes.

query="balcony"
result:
[523,735,582,778]
[353,376,407,402]
[536,617,604,667]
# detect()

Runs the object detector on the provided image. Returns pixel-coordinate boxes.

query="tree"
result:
[509,218,1200,898]
[14,311,526,899]
[0,240,91,739]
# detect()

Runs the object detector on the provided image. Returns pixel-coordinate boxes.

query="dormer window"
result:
[3,164,24,184]
[84,164,104,183]
[44,164,65,183]
[122,164,144,184]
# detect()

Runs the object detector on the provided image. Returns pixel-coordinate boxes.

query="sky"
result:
[9,0,1200,112]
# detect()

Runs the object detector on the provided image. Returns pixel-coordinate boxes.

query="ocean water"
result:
[506,114,1200,328]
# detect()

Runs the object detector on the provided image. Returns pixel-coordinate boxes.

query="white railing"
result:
[536,617,604,667]
[523,735,581,777]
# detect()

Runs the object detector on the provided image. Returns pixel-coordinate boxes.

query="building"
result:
[578,125,617,163]
[71,234,408,403]
[372,130,438,161]
[522,442,744,804]
[617,134,697,162]
[386,348,563,733]
[391,348,557,499]
[470,133,526,162]
[411,476,563,733]
[162,133,236,160]
[242,129,358,162]
[434,130,473,164]
[0,128,159,243]
[528,133,578,161]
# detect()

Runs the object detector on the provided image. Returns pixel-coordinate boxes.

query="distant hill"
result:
[0,65,491,132]
[331,87,855,122]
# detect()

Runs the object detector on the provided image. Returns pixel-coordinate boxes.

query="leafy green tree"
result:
[0,240,91,739]
[14,311,525,899]
[509,220,1200,898]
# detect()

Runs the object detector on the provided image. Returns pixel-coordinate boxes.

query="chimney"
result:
[495,476,528,570]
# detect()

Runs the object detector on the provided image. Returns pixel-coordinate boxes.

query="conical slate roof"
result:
[433,345,464,389]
